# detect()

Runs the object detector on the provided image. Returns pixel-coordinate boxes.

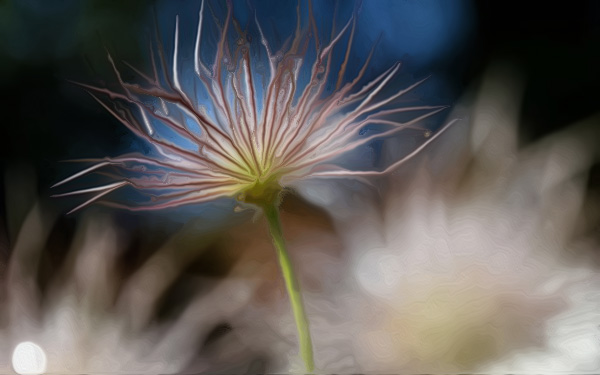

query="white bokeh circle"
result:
[11,342,47,375]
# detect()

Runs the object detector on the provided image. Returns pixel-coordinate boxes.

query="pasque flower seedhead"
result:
[53,2,452,371]
[53,0,450,213]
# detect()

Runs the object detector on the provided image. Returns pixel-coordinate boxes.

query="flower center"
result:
[237,171,282,207]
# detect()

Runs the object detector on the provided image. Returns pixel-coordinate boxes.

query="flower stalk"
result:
[262,197,314,373]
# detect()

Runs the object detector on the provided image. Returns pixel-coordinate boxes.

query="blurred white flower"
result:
[0,202,264,374]
[253,64,600,373]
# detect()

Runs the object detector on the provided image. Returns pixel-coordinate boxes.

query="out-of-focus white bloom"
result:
[251,65,600,373]
[0,203,262,374]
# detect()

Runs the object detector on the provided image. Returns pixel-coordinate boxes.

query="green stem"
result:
[263,201,315,373]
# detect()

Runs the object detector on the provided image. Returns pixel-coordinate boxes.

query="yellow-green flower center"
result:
[237,172,282,207]
[230,148,285,206]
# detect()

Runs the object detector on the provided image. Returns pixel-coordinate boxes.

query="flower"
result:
[52,0,449,213]
[0,202,262,374]
[52,3,452,371]
[222,65,600,373]
[283,65,600,373]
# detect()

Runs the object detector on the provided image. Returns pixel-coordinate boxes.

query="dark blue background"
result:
[0,0,599,223]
